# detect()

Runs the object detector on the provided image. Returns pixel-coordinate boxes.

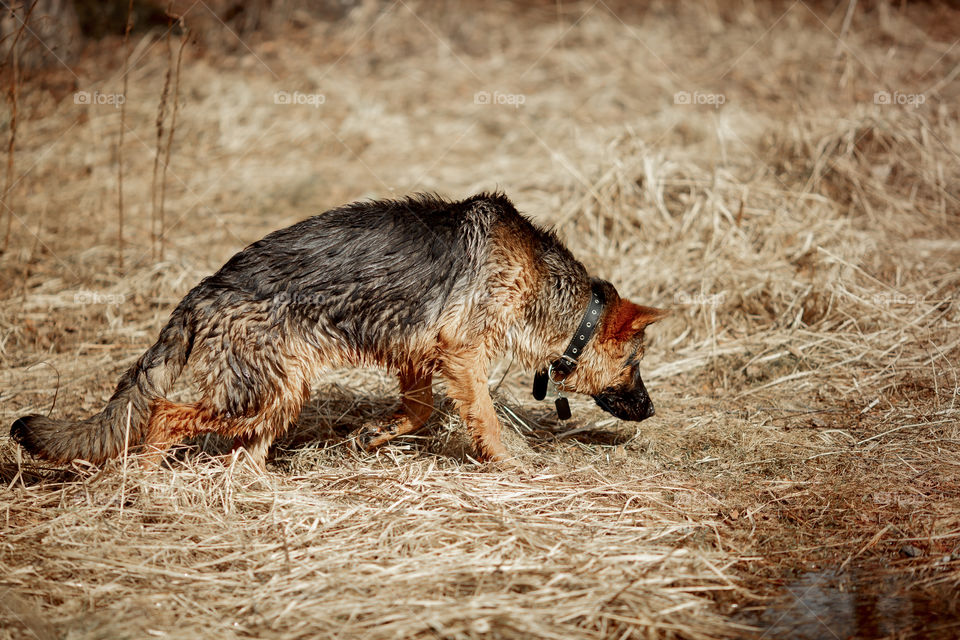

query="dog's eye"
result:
[624,343,642,366]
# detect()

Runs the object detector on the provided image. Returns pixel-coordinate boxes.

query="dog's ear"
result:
[603,300,669,342]
[633,304,669,328]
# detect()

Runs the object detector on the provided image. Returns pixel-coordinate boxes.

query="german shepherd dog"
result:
[11,193,666,467]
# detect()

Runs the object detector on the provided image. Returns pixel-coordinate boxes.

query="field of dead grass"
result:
[1,1,958,638]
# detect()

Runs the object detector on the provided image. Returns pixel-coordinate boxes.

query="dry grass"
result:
[1,1,959,638]
[0,452,749,639]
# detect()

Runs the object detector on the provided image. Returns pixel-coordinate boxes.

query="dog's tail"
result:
[11,305,195,464]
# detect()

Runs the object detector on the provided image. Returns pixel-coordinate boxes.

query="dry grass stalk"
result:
[116,0,134,270]
[159,19,187,261]
[1,1,35,254]
[150,12,174,261]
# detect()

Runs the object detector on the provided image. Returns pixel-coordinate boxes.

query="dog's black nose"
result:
[636,402,655,421]
[592,391,657,422]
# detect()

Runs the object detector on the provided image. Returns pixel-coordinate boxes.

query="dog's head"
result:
[560,284,667,422]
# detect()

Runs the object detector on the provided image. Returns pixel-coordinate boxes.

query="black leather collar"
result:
[533,282,606,400]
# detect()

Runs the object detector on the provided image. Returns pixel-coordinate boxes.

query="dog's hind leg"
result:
[226,378,313,469]
[231,429,279,470]
[143,369,310,470]
[363,370,434,450]
[141,399,226,467]
[143,398,306,470]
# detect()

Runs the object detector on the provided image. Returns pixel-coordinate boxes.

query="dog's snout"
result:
[592,373,658,423]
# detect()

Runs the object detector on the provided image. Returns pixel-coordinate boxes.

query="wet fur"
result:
[11,192,664,467]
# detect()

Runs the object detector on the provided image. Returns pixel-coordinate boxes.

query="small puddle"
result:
[742,569,960,639]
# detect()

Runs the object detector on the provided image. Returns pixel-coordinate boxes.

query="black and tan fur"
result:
[11,193,666,466]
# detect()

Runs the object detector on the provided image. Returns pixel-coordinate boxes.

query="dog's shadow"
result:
[0,458,82,487]
[220,382,637,462]
[279,383,639,459]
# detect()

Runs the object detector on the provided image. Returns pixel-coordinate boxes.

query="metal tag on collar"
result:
[554,394,571,421]
[548,362,573,421]
[532,370,548,401]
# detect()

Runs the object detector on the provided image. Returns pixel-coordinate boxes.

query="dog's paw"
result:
[486,452,531,474]
[352,417,403,451]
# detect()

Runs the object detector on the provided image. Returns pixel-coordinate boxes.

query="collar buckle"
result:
[549,355,578,382]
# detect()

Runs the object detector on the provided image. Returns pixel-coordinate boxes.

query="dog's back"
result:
[199,193,502,356]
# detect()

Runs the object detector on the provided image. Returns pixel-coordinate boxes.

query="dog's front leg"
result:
[441,351,508,462]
